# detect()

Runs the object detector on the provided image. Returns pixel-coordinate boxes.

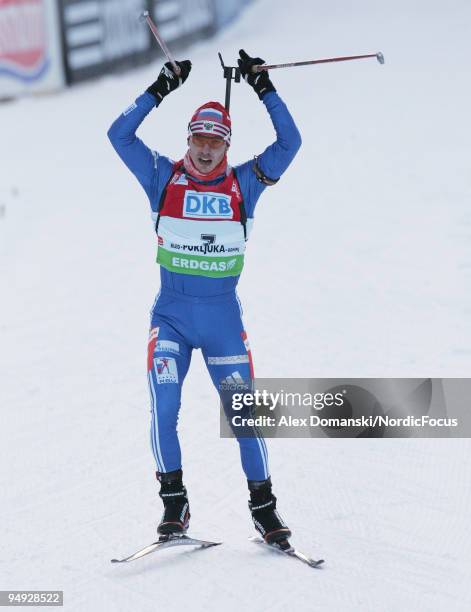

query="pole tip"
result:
[376,52,385,65]
[139,10,149,22]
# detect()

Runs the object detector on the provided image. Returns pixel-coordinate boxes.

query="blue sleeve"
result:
[234,91,302,217]
[107,92,173,211]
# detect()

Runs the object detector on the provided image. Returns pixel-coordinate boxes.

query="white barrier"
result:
[0,0,65,99]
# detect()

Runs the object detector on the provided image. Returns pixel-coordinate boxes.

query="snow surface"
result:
[1,0,471,610]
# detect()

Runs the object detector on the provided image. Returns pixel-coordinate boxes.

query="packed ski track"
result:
[1,1,471,611]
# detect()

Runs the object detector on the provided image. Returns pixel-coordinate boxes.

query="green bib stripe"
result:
[157,247,244,278]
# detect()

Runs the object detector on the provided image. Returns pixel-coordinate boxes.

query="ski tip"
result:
[110,559,121,563]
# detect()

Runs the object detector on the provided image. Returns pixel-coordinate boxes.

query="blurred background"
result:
[0,0,252,98]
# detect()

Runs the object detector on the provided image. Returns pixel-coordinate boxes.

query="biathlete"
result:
[108,49,301,544]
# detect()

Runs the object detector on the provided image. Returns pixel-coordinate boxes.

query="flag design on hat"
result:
[189,101,231,143]
[198,108,224,121]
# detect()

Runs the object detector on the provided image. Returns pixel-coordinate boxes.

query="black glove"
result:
[237,49,276,100]
[147,60,192,102]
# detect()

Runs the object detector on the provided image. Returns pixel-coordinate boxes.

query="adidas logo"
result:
[219,371,249,391]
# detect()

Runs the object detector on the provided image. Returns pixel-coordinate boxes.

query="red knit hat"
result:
[188,101,232,144]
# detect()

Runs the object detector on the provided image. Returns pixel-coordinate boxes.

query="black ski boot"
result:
[248,477,292,544]
[156,469,190,535]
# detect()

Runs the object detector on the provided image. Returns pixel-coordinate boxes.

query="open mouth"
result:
[198,156,213,168]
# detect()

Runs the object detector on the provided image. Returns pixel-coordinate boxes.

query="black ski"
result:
[111,534,222,564]
[250,536,324,569]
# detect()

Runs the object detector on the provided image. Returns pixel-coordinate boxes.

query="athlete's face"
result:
[188,134,228,174]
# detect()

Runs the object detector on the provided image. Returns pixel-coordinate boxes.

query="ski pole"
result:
[139,10,181,76]
[218,52,240,112]
[252,52,385,72]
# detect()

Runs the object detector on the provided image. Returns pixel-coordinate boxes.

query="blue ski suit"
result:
[108,90,301,480]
